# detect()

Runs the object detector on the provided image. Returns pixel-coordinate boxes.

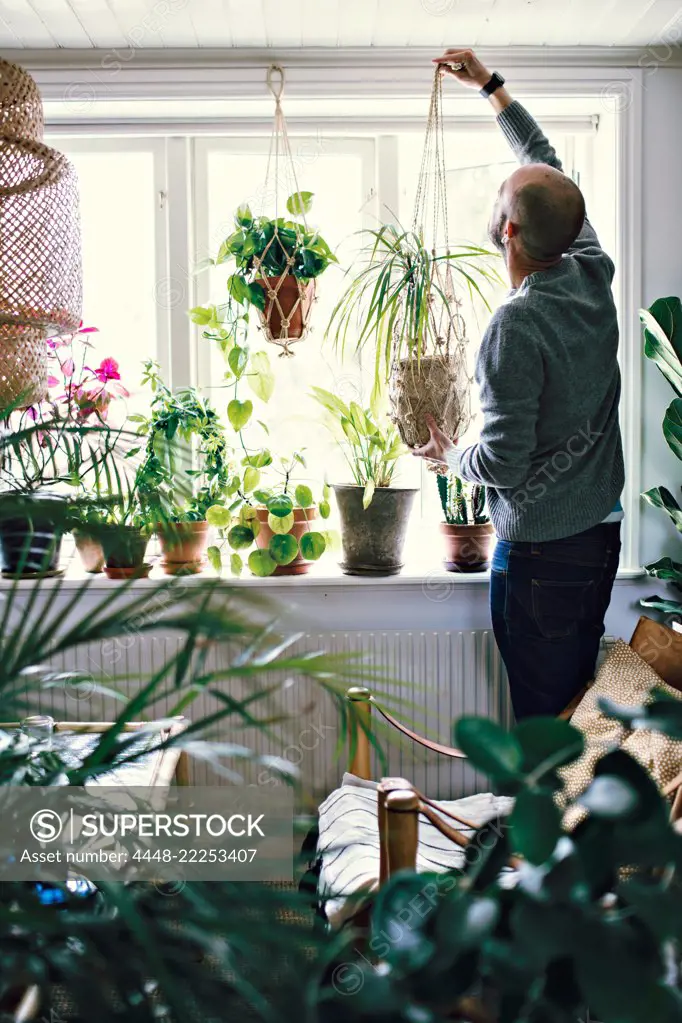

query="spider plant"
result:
[326,221,501,391]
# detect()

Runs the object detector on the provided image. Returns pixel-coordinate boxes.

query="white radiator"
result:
[22,631,614,808]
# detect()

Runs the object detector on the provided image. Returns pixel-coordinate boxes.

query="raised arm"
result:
[434,48,606,258]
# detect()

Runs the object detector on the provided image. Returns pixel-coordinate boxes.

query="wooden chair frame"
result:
[346,617,682,882]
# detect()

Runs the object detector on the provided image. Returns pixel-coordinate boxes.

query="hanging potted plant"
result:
[203,193,337,357]
[198,66,337,357]
[134,362,233,576]
[326,70,500,448]
[311,386,414,576]
[435,468,494,572]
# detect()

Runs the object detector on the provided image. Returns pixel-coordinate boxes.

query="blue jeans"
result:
[490,522,621,720]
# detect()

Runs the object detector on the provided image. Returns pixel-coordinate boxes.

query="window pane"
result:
[45,143,160,417]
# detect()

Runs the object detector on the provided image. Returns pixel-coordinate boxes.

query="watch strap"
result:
[480,72,505,98]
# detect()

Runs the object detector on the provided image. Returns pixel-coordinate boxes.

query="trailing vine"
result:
[134,362,232,522]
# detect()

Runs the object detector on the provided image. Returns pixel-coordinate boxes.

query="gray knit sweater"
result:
[447,101,624,542]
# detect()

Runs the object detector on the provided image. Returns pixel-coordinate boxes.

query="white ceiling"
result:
[0,0,681,50]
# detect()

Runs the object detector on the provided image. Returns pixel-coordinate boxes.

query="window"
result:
[44,95,623,566]
[193,137,375,485]
[44,138,167,417]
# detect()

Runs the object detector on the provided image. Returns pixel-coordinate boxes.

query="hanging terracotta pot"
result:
[254,506,318,576]
[440,522,495,573]
[157,520,210,576]
[256,274,315,348]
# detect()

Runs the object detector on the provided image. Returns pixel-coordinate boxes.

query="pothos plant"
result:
[198,191,337,313]
[188,298,333,577]
[132,361,233,525]
[639,296,682,618]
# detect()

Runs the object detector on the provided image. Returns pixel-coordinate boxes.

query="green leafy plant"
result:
[199,192,337,314]
[311,385,405,509]
[344,704,682,1023]
[133,361,233,523]
[0,563,394,1021]
[639,296,682,616]
[437,471,489,526]
[206,449,333,578]
[189,299,332,577]
[326,221,500,391]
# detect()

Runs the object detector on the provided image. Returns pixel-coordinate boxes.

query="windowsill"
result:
[0,555,646,590]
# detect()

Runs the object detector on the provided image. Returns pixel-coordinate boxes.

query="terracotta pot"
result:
[73,529,105,574]
[254,506,318,576]
[440,522,495,573]
[256,274,316,343]
[333,485,417,577]
[157,520,209,576]
[104,563,153,581]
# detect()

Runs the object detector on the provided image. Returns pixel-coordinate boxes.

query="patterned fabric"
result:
[560,639,682,817]
[316,774,514,929]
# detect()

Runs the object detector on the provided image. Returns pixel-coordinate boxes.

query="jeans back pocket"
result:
[531,578,596,640]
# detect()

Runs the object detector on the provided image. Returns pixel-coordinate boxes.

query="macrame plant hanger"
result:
[389,65,472,449]
[0,58,82,409]
[254,64,316,357]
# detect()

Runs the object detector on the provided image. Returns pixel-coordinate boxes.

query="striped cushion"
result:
[317,775,514,928]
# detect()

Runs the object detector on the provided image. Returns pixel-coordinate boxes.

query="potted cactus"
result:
[436,469,494,572]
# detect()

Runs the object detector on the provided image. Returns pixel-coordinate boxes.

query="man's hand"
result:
[432,48,491,90]
[412,415,455,465]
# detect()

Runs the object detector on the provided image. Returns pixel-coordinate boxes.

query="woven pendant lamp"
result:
[0,58,82,409]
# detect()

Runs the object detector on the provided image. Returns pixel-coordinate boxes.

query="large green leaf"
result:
[640,297,682,397]
[663,397,682,460]
[453,717,523,780]
[227,399,253,432]
[640,594,682,615]
[247,351,275,403]
[227,525,254,550]
[508,789,562,864]
[247,548,277,577]
[644,556,682,585]
[268,533,299,565]
[514,717,585,774]
[643,485,682,532]
[294,484,313,508]
[267,494,294,518]
[286,190,314,216]
[299,531,326,561]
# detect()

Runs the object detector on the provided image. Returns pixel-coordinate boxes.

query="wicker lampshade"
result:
[0,58,82,408]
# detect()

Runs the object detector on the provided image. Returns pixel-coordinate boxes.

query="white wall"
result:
[640,67,682,570]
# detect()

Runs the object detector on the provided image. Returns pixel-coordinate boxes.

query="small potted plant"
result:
[208,451,331,578]
[311,386,415,576]
[134,362,233,576]
[202,192,337,353]
[99,492,153,580]
[436,469,494,572]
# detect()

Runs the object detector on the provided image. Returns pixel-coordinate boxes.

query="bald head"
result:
[490,164,586,264]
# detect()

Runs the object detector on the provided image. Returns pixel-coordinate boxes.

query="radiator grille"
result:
[19,631,614,807]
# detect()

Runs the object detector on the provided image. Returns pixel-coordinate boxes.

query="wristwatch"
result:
[480,72,505,98]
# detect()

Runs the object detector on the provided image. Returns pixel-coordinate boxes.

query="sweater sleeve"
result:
[452,301,544,490]
[496,101,611,270]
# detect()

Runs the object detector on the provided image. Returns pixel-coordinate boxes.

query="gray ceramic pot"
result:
[333,485,417,577]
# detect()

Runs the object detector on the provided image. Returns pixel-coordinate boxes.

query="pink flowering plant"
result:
[0,325,131,497]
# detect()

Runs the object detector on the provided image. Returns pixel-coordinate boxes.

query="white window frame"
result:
[40,60,643,572]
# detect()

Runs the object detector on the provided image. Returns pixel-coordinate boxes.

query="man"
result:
[414,50,624,720]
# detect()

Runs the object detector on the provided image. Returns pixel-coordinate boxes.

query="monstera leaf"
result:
[640,296,682,397]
